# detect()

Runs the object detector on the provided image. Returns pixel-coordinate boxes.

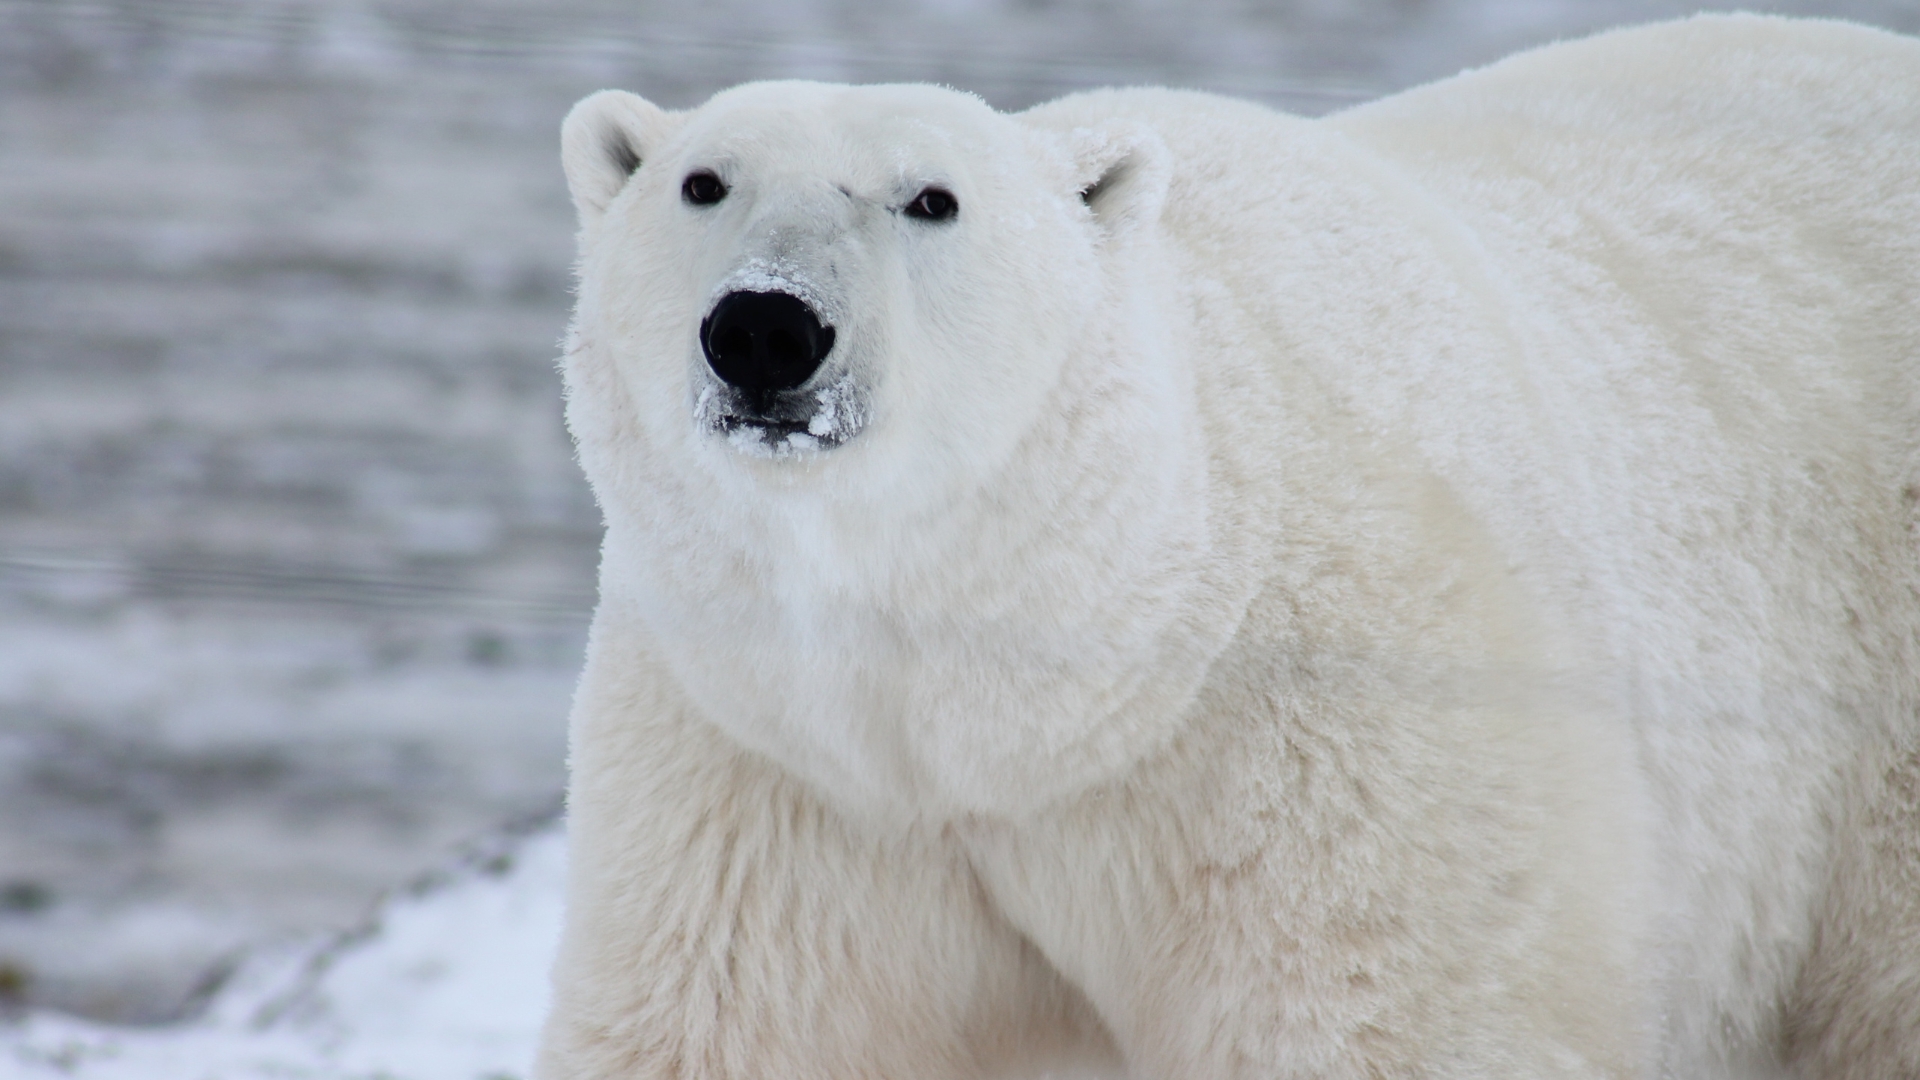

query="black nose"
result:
[700,291,836,393]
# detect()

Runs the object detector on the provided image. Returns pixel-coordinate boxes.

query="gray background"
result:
[3,0,1916,1026]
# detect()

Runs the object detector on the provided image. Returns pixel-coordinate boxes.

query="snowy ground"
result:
[4,0,1919,1073]
[3,823,565,1080]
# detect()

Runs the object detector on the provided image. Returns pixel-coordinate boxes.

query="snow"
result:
[717,260,835,320]
[0,827,566,1080]
[809,373,866,442]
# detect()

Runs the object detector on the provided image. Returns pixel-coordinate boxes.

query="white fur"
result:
[539,16,1920,1080]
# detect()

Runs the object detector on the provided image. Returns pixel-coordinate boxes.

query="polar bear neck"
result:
[591,302,1242,820]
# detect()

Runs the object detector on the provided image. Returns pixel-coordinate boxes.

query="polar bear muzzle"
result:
[700,290,836,393]
[692,288,864,455]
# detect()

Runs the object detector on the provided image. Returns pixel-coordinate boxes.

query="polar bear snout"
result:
[691,288,867,456]
[701,290,837,393]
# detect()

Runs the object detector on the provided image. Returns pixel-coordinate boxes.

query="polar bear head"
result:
[561,81,1167,484]
[561,83,1217,816]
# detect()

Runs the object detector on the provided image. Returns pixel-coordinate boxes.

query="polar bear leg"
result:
[967,812,1627,1080]
[960,659,1646,1080]
[535,616,1110,1080]
[1784,742,1920,1080]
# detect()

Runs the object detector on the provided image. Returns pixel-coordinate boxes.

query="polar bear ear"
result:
[561,90,680,229]
[1061,119,1169,238]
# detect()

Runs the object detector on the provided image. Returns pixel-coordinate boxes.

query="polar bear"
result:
[538,14,1920,1080]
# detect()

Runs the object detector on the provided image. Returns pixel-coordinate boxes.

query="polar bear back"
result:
[1043,13,1919,641]
[1326,12,1920,720]
[1035,12,1920,711]
[1028,15,1920,1069]
[1329,21,1920,1061]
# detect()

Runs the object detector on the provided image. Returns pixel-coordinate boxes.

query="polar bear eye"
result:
[682,171,728,206]
[904,187,958,222]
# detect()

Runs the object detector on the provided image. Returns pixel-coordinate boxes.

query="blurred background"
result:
[2,0,1917,1033]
